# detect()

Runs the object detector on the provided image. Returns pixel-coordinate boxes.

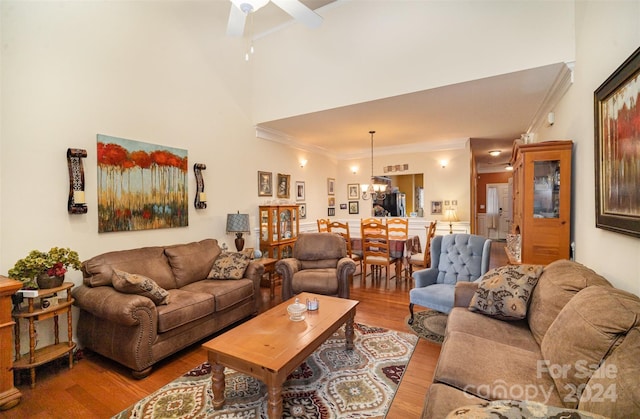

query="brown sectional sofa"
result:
[422,260,640,418]
[73,239,264,378]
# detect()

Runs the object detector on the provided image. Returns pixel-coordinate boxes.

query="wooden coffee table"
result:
[203,292,359,418]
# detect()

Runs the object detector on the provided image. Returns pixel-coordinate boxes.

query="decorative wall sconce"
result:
[194,163,207,209]
[299,159,308,168]
[67,148,88,214]
[440,160,448,168]
[351,166,358,174]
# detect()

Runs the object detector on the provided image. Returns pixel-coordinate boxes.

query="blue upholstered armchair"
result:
[408,233,492,322]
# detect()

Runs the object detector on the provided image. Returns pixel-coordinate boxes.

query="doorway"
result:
[486,183,511,240]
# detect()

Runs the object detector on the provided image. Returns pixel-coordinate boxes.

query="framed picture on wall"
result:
[431,200,443,215]
[295,181,305,201]
[327,178,335,195]
[595,45,640,238]
[328,207,335,216]
[328,196,336,207]
[299,203,307,219]
[347,184,360,199]
[340,203,347,210]
[276,173,290,199]
[349,201,359,214]
[258,171,272,197]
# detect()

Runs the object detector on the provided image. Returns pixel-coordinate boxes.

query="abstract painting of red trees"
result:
[601,73,640,216]
[97,135,188,232]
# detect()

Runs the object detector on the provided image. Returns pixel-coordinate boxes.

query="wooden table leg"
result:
[345,310,356,350]
[211,362,226,409]
[266,382,283,418]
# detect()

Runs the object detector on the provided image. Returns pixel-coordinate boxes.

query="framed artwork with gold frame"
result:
[277,173,290,199]
[258,171,272,197]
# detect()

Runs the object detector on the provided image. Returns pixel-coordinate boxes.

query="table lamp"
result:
[226,212,250,251]
[444,208,458,234]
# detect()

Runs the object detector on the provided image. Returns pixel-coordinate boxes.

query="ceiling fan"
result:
[227,0,323,37]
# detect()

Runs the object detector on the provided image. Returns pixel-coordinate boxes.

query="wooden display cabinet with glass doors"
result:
[259,205,300,259]
[507,140,573,265]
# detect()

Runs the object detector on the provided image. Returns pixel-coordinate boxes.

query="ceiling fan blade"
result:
[271,0,323,29]
[227,3,247,37]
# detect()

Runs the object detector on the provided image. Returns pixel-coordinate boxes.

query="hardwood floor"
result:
[2,241,508,419]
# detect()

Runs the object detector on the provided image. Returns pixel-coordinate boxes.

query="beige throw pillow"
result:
[208,252,250,280]
[112,268,170,305]
[468,264,544,320]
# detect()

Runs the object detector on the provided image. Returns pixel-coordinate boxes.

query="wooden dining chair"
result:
[361,217,382,225]
[317,218,330,233]
[408,221,437,276]
[328,221,362,276]
[361,220,401,285]
[387,217,409,279]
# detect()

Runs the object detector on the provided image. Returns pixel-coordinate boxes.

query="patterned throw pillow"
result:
[208,252,250,280]
[111,268,170,305]
[468,264,544,320]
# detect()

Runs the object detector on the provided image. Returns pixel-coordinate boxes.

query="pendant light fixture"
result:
[361,130,388,201]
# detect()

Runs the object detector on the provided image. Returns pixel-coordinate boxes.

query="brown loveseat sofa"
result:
[422,260,640,418]
[73,239,263,378]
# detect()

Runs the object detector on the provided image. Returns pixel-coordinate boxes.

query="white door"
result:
[486,183,511,240]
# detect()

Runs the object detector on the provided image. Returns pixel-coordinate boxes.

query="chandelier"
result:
[361,130,389,201]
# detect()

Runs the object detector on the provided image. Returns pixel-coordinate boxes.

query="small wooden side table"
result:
[0,277,22,410]
[254,258,278,299]
[13,282,76,388]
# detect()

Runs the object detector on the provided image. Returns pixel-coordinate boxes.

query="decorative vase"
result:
[37,273,64,289]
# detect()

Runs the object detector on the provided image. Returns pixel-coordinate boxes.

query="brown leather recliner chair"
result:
[276,232,356,300]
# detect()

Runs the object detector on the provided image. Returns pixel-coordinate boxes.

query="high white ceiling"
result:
[229,0,570,172]
[257,62,568,171]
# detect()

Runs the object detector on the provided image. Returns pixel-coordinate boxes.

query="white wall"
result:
[252,0,575,122]
[536,1,640,295]
[0,1,337,351]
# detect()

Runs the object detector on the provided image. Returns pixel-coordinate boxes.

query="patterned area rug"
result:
[113,323,417,419]
[406,309,448,344]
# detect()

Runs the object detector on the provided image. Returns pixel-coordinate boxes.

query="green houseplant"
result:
[8,247,81,289]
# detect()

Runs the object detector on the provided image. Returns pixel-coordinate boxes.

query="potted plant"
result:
[8,247,82,289]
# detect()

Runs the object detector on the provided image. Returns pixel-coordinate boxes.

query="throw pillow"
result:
[112,268,170,305]
[468,264,544,320]
[208,252,251,280]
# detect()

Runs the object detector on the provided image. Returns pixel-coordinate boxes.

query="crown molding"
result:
[337,138,469,160]
[255,126,336,158]
[256,126,468,161]
[527,61,575,134]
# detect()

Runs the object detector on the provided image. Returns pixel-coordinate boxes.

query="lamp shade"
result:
[444,209,459,222]
[226,213,250,233]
